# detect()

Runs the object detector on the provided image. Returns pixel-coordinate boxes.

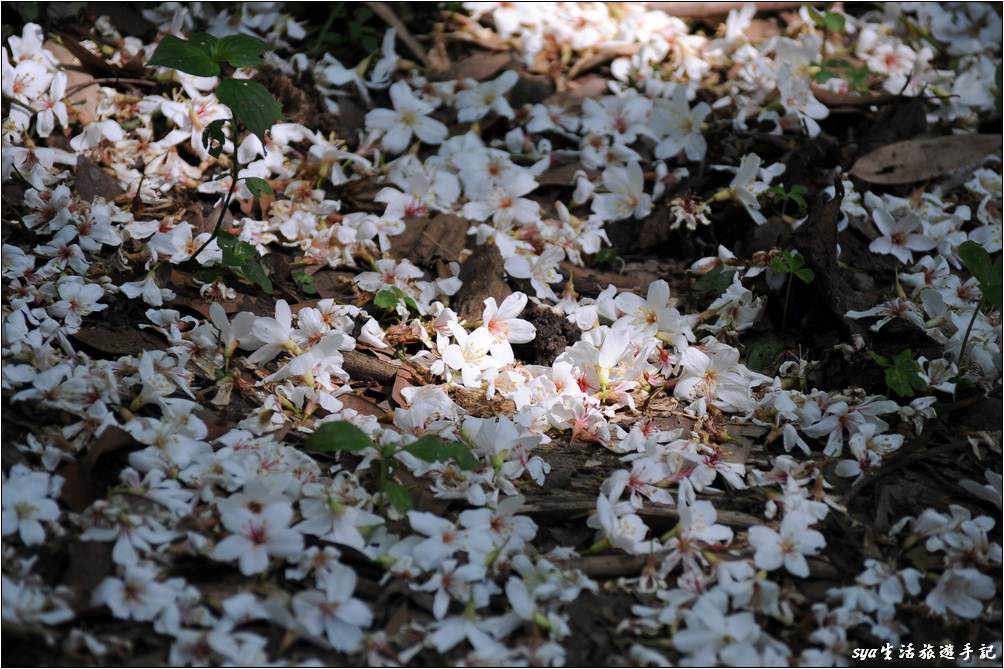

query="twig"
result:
[366,1,432,69]
[65,77,158,97]
[192,162,239,260]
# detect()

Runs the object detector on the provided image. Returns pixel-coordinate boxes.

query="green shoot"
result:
[869,350,928,397]
[304,422,479,514]
[147,32,283,292]
[956,241,1003,365]
[770,249,815,332]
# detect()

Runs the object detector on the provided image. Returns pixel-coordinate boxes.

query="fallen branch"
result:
[367,2,432,68]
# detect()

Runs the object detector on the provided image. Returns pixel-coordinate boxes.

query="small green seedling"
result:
[767,184,809,220]
[807,7,846,38]
[814,59,872,94]
[956,241,1003,365]
[304,422,478,514]
[147,32,283,292]
[770,249,815,332]
[374,286,419,315]
[869,349,927,397]
[292,270,319,296]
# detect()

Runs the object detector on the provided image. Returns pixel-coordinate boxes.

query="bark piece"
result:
[390,214,468,266]
[451,243,511,323]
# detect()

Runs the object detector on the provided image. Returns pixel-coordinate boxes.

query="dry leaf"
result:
[432,51,512,82]
[850,134,1002,185]
[567,44,637,80]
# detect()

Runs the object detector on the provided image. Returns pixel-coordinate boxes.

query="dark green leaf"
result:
[305,421,372,453]
[239,260,273,294]
[794,267,815,284]
[823,11,846,33]
[293,270,318,295]
[244,176,273,197]
[404,436,479,471]
[959,240,1003,309]
[959,240,993,286]
[214,34,272,68]
[215,78,282,144]
[202,118,228,158]
[868,351,890,367]
[147,34,220,76]
[217,230,258,267]
[744,333,785,374]
[382,481,413,513]
[806,5,826,28]
[375,286,416,312]
[694,266,736,302]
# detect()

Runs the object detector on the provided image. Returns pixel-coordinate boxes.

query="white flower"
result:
[777,63,828,137]
[292,564,373,651]
[462,171,540,227]
[248,299,296,364]
[365,81,449,154]
[590,493,655,555]
[581,94,653,144]
[674,591,761,666]
[408,510,492,570]
[455,70,518,122]
[93,563,175,621]
[747,514,825,577]
[441,322,503,388]
[48,279,107,329]
[417,559,489,620]
[1,465,62,546]
[35,71,68,138]
[866,193,936,264]
[212,500,303,576]
[925,567,996,619]
[120,274,176,307]
[591,161,652,222]
[481,292,536,360]
[653,87,710,161]
[504,246,564,301]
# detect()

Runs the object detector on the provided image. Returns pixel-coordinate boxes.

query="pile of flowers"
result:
[1,2,1001,666]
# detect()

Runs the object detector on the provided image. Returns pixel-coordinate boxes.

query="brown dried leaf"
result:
[567,44,637,80]
[432,51,512,82]
[850,134,1002,185]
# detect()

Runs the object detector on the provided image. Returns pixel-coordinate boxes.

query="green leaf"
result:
[868,351,890,367]
[305,421,372,453]
[694,266,736,302]
[885,355,927,397]
[147,34,220,77]
[744,333,785,374]
[216,230,258,267]
[374,286,405,310]
[293,270,318,295]
[794,267,815,284]
[382,481,413,513]
[770,255,791,274]
[959,240,1003,309]
[823,11,846,33]
[806,6,826,28]
[202,118,228,158]
[214,34,272,68]
[374,286,417,312]
[239,260,273,294]
[404,435,479,471]
[244,176,274,197]
[958,240,993,286]
[215,78,282,144]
